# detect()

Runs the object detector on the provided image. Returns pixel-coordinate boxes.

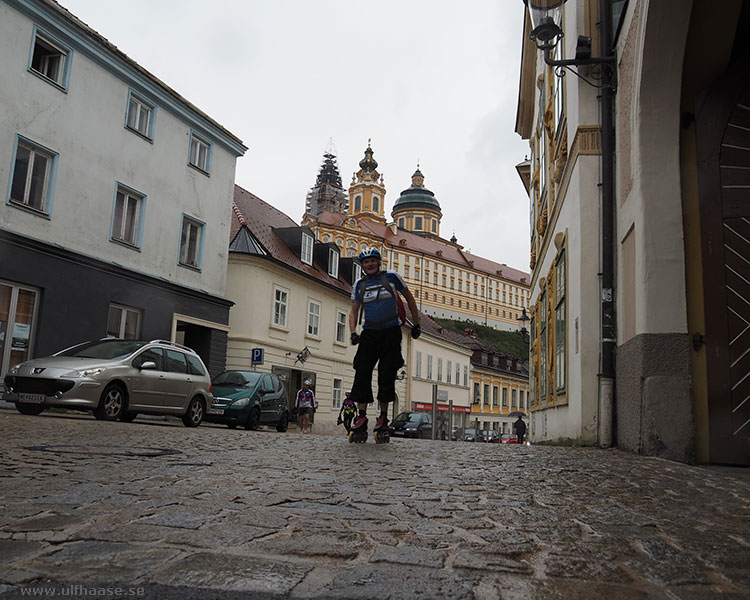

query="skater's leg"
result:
[350,332,379,405]
[376,327,404,405]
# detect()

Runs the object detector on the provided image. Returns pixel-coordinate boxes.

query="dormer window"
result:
[353,262,362,281]
[301,233,313,265]
[328,248,339,278]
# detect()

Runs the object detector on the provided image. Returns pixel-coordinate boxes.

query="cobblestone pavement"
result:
[0,410,749,600]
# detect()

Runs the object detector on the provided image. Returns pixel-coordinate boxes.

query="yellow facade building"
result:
[302,143,531,332]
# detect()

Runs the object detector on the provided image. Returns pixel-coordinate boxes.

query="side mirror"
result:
[139,361,156,370]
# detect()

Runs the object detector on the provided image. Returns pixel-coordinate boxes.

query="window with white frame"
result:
[301,233,313,265]
[437,358,443,382]
[353,262,362,281]
[447,360,452,384]
[456,362,460,385]
[332,377,343,409]
[512,389,517,408]
[493,385,499,406]
[106,304,141,339]
[372,196,379,211]
[484,384,490,406]
[415,216,423,230]
[29,29,70,88]
[328,248,339,278]
[111,185,144,247]
[307,300,321,336]
[179,216,204,269]
[335,310,347,344]
[463,365,468,387]
[126,92,154,139]
[188,133,211,173]
[473,382,480,404]
[415,351,422,378]
[427,355,433,379]
[9,137,56,213]
[502,387,508,407]
[273,287,288,328]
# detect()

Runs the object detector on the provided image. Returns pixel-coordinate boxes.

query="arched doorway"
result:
[695,51,750,465]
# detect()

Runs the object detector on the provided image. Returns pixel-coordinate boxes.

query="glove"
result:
[350,332,361,345]
[411,324,421,339]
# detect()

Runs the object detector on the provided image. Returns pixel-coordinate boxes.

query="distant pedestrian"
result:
[337,391,357,432]
[295,379,317,434]
[514,416,527,444]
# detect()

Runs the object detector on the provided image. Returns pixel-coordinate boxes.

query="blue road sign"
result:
[251,348,264,366]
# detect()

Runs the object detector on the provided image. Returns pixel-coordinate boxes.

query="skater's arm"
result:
[349,302,360,333]
[401,288,420,326]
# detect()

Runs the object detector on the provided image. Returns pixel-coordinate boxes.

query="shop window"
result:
[0,282,39,378]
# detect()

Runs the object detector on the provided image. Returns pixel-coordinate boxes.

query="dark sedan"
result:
[389,411,433,439]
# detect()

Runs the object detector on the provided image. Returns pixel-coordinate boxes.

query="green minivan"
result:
[205,370,289,432]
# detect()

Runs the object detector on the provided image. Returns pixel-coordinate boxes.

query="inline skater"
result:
[349,247,421,443]
[337,391,357,432]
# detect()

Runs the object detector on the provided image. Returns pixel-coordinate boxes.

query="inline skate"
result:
[348,415,368,443]
[373,415,390,444]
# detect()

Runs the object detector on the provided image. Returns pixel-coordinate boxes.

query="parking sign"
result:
[251,348,264,366]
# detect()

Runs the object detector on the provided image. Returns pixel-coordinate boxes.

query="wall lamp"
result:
[524,0,616,89]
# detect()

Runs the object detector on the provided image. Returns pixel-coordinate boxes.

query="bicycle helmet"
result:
[359,247,381,261]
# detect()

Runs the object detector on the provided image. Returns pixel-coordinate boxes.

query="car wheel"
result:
[94,383,126,421]
[182,397,204,427]
[276,411,289,432]
[16,403,45,416]
[120,412,138,423]
[245,406,261,431]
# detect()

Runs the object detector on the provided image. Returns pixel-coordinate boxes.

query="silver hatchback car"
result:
[2,339,213,427]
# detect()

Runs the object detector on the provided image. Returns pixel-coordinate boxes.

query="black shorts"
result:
[297,407,312,416]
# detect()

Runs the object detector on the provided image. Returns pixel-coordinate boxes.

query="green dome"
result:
[392,168,441,212]
[392,187,441,211]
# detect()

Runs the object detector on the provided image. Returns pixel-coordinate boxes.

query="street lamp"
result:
[517,307,530,344]
[523,0,616,446]
[523,0,615,88]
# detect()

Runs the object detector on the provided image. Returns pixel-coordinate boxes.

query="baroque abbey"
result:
[301,143,530,331]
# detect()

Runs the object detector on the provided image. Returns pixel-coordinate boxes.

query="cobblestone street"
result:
[0,409,748,600]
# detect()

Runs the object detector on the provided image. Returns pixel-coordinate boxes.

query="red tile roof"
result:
[231,186,351,295]
[315,211,529,285]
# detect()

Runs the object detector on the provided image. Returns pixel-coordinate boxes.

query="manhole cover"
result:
[24,444,182,457]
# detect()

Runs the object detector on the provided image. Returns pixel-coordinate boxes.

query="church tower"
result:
[348,141,386,223]
[305,151,348,217]
[391,166,442,236]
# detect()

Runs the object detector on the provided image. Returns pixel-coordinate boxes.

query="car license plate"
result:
[18,393,46,404]
[207,407,224,415]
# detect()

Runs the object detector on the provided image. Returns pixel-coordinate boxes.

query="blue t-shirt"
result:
[351,270,407,330]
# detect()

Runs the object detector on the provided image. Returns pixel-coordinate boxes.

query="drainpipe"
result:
[598,0,616,447]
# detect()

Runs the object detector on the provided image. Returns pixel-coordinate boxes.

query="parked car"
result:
[500,433,519,444]
[389,411,433,439]
[2,338,212,426]
[461,427,478,442]
[205,371,289,432]
[480,430,499,443]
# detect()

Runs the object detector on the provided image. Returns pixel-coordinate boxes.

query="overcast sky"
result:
[61,0,531,272]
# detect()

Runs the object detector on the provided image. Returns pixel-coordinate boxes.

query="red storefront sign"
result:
[414,403,471,413]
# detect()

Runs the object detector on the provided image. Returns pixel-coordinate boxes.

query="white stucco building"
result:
[0,0,246,380]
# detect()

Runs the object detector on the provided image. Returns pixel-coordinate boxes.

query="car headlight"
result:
[9,365,20,375]
[73,368,105,377]
[231,397,250,408]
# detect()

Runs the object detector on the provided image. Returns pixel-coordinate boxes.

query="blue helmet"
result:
[359,247,381,261]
